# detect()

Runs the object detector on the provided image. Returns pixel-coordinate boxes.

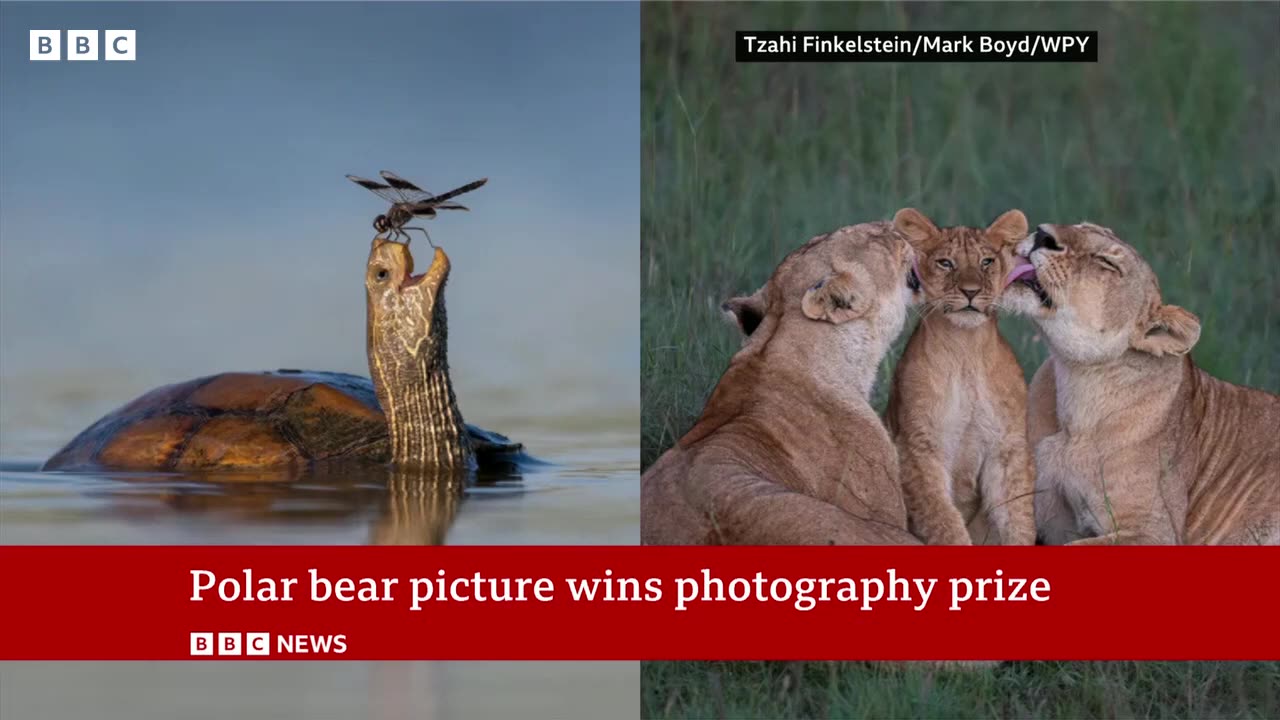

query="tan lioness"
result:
[885,208,1036,546]
[641,222,923,545]
[1003,222,1280,545]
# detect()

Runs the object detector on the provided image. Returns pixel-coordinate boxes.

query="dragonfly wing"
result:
[379,170,434,203]
[404,201,440,217]
[347,174,409,204]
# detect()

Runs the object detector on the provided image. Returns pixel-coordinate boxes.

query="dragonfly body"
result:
[348,171,487,245]
[375,205,422,235]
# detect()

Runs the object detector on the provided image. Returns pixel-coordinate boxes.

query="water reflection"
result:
[371,463,538,545]
[372,469,467,546]
[60,462,530,546]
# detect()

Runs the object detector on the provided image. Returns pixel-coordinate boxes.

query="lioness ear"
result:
[893,208,941,252]
[986,209,1029,246]
[801,267,872,324]
[1131,304,1201,357]
[721,290,766,337]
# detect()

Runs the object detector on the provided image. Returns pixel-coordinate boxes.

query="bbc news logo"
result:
[189,632,349,657]
[190,632,271,656]
[30,30,135,61]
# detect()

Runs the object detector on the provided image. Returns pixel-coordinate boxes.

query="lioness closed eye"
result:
[885,208,1036,546]
[1003,222,1280,545]
[641,222,924,546]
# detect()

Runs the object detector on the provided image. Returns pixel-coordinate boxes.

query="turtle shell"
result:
[42,370,523,472]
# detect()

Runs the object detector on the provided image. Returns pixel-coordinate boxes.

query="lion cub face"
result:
[892,208,1028,329]
[722,221,921,350]
[1003,223,1201,363]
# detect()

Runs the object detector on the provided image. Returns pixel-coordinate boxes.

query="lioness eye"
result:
[936,259,955,271]
[981,258,994,268]
[1093,255,1123,274]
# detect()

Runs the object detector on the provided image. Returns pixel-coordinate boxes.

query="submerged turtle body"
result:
[43,370,522,472]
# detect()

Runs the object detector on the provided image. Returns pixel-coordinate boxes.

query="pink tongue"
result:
[1004,258,1036,288]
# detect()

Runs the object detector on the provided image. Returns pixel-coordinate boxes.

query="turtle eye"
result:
[981,257,994,269]
[936,258,955,271]
[375,268,389,282]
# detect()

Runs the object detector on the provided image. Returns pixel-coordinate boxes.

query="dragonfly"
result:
[346,170,488,246]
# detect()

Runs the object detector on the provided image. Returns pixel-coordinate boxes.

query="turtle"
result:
[43,238,524,473]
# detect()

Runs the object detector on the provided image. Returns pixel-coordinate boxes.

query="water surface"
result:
[0,371,637,547]
[0,367,639,719]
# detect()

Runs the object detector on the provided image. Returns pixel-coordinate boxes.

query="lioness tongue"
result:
[1005,258,1036,289]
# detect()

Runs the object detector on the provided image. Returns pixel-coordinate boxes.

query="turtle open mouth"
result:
[1005,258,1052,308]
[399,247,449,292]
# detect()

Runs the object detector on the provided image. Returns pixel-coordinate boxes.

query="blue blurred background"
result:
[1,6,639,717]
[0,2,639,460]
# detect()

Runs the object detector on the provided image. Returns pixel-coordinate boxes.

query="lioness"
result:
[1003,222,1280,545]
[886,208,1036,546]
[641,222,923,545]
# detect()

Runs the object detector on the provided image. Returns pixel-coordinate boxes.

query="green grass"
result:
[642,660,1280,720]
[642,2,1280,468]
[641,3,1280,718]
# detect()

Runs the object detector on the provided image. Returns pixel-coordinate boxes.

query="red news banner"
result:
[2,546,1277,661]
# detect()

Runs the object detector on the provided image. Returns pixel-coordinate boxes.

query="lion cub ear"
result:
[802,267,872,324]
[721,289,766,337]
[893,208,941,252]
[1131,304,1201,357]
[986,209,1029,246]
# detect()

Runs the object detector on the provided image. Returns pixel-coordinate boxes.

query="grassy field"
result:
[642,2,1279,467]
[641,3,1279,718]
[643,660,1280,720]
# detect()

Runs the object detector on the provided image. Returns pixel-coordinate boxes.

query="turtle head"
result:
[366,237,451,362]
[365,236,469,468]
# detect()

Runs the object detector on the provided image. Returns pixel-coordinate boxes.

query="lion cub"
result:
[885,208,1035,545]
[641,222,923,545]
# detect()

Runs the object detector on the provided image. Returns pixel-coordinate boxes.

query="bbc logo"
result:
[190,632,270,656]
[30,30,136,61]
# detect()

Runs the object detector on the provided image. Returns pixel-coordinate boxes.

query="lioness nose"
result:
[1032,226,1061,252]
[961,286,979,301]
